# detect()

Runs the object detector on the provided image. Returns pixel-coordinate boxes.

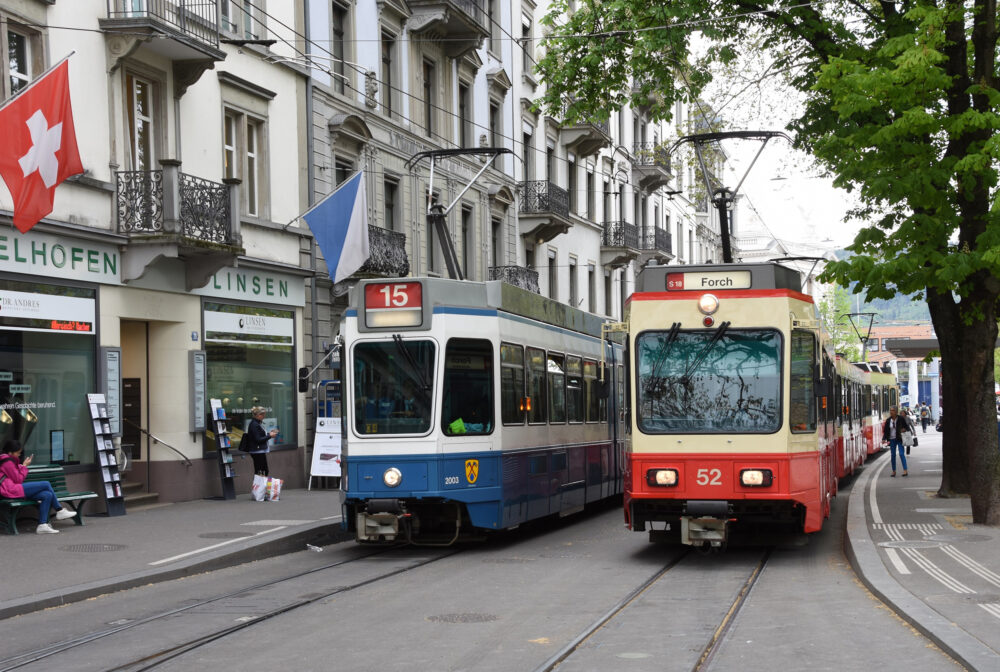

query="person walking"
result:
[919,402,930,433]
[0,440,77,533]
[246,406,277,477]
[882,406,909,477]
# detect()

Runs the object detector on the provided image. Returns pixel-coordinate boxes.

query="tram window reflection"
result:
[353,340,434,435]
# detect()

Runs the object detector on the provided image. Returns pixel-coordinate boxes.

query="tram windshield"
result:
[636,328,782,434]
[353,340,435,435]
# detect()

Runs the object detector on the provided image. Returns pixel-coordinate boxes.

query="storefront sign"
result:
[204,310,294,345]
[0,290,96,334]
[0,231,120,285]
[193,267,305,306]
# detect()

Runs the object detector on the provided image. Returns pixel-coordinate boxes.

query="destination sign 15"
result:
[364,282,423,328]
[666,270,752,291]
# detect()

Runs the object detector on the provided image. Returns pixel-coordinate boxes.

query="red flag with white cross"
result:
[0,58,83,233]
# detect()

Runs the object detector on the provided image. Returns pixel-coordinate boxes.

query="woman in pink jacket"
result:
[0,440,76,534]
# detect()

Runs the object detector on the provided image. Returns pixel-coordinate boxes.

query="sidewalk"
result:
[846,427,1000,671]
[0,487,347,620]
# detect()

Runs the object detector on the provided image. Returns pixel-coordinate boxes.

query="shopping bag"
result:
[901,431,914,447]
[251,474,268,501]
[265,477,283,501]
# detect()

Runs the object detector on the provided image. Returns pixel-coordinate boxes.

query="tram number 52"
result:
[695,468,722,486]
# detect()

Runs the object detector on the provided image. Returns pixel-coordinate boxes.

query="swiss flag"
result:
[0,59,83,233]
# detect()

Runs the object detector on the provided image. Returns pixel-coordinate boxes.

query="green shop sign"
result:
[0,231,120,284]
[192,267,305,306]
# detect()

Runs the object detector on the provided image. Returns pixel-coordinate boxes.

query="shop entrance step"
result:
[121,481,161,511]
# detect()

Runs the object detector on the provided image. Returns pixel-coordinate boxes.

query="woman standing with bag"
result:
[882,406,909,477]
[246,406,277,476]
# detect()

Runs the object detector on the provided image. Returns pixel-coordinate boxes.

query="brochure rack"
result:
[88,393,126,516]
[210,399,236,499]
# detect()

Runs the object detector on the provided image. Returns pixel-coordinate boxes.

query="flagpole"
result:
[0,51,76,113]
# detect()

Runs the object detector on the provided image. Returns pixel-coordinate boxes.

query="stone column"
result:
[908,359,919,409]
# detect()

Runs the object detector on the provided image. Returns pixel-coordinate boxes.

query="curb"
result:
[0,522,351,621]
[845,452,1000,672]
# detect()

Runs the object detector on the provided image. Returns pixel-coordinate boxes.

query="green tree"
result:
[535,1,999,524]
[819,285,863,363]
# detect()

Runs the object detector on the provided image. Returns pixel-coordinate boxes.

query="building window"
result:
[568,257,578,307]
[523,131,534,180]
[588,264,596,312]
[423,60,435,138]
[491,218,502,267]
[604,270,612,317]
[7,28,31,95]
[489,100,501,148]
[331,3,348,95]
[521,17,532,75]
[0,279,96,466]
[586,170,595,221]
[223,108,265,217]
[548,249,557,300]
[204,303,296,454]
[127,73,157,171]
[381,32,395,116]
[384,178,399,232]
[221,1,259,38]
[547,144,556,183]
[334,158,353,187]
[458,82,471,146]
[462,206,474,278]
[567,156,577,213]
[488,0,502,54]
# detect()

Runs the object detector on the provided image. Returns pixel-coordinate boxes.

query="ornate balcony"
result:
[560,106,612,158]
[116,161,244,290]
[101,1,224,96]
[601,220,639,268]
[631,142,674,192]
[489,265,539,294]
[638,227,673,265]
[519,180,573,245]
[407,0,489,58]
[354,226,410,278]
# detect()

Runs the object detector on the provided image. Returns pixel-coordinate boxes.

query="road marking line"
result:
[885,548,911,574]
[149,526,288,566]
[941,546,1000,588]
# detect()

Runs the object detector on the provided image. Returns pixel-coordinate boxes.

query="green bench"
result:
[1,465,99,535]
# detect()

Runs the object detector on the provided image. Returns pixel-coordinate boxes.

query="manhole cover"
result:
[199,531,254,539]
[878,540,946,549]
[427,613,498,624]
[924,533,992,543]
[60,543,128,553]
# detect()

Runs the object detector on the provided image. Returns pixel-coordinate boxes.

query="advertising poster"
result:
[310,417,342,478]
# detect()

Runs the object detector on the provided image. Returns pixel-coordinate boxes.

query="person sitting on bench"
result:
[0,440,77,534]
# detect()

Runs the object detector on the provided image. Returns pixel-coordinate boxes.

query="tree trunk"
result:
[962,311,1000,525]
[926,288,970,496]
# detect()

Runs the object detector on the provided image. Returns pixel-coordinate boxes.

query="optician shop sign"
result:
[193,268,305,306]
[0,231,120,285]
[0,290,96,334]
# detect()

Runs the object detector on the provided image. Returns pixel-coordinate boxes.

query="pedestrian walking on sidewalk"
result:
[882,406,909,477]
[0,440,76,533]
[246,407,277,477]
[919,402,930,433]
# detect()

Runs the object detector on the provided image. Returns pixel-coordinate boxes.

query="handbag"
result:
[250,474,268,501]
[913,436,918,446]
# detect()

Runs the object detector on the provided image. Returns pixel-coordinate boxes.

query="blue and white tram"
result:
[339,277,625,544]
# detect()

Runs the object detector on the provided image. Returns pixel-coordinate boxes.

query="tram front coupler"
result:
[356,499,410,542]
[681,501,731,548]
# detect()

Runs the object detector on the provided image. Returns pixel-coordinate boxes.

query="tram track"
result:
[534,546,773,672]
[0,544,461,672]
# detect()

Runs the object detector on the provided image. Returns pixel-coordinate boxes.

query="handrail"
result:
[122,418,194,468]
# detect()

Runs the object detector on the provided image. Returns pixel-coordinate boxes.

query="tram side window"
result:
[548,353,567,423]
[527,346,547,424]
[864,386,872,416]
[583,359,604,423]
[500,342,525,425]
[567,356,583,423]
[442,338,494,435]
[789,330,817,433]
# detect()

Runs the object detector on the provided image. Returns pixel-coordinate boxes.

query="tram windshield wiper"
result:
[392,334,431,392]
[679,321,731,385]
[644,322,681,396]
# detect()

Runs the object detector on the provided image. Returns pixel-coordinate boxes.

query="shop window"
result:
[203,302,296,453]
[0,279,96,466]
[441,339,493,435]
[500,343,524,424]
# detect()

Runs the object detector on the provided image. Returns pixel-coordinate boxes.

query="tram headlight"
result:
[646,468,678,487]
[697,293,719,315]
[383,467,403,488]
[740,469,773,487]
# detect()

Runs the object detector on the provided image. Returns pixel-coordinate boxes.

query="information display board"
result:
[308,417,342,487]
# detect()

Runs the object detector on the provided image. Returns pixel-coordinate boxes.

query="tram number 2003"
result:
[444,476,461,485]
[695,468,722,486]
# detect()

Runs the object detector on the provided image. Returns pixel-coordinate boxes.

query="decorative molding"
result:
[217,71,277,100]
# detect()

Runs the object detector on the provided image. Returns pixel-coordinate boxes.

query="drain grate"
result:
[925,533,992,543]
[199,531,254,539]
[60,543,128,553]
[428,613,498,624]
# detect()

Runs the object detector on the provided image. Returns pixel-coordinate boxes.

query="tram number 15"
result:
[378,284,410,306]
[695,468,722,486]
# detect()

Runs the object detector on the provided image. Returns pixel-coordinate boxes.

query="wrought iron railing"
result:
[116,170,232,244]
[356,226,410,277]
[489,265,540,293]
[452,0,485,25]
[640,227,672,254]
[116,170,163,234]
[601,220,639,248]
[179,173,230,243]
[106,0,220,48]
[519,181,569,217]
[632,142,671,171]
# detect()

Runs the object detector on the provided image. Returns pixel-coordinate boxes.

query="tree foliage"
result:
[535,1,1000,524]
[818,284,863,363]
